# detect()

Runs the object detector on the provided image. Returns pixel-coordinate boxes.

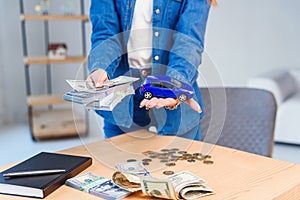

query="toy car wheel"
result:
[144,91,153,99]
[178,94,187,101]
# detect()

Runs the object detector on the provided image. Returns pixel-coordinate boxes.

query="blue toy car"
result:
[139,75,194,101]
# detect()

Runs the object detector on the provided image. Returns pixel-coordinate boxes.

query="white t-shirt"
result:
[127,0,153,69]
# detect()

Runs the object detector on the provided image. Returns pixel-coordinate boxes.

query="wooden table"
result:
[1,130,300,199]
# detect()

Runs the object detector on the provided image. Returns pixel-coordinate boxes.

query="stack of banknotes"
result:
[63,76,139,111]
[66,161,214,200]
[66,172,131,200]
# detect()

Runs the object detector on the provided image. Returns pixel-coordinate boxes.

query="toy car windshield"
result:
[140,75,194,101]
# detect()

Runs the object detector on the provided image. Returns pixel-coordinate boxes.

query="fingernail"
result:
[198,107,202,113]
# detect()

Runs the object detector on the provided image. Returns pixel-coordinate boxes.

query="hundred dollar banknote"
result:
[112,170,215,200]
[140,176,177,200]
[168,171,214,199]
[66,172,131,200]
[116,161,150,176]
[66,76,139,92]
[64,76,138,111]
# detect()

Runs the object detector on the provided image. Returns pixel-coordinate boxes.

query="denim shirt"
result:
[88,0,211,135]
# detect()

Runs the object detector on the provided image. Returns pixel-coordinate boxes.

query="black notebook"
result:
[0,152,92,198]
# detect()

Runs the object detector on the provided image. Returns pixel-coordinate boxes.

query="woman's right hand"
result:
[87,69,109,88]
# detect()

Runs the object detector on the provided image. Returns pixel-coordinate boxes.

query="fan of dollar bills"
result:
[112,161,214,200]
[63,76,139,111]
[66,161,214,200]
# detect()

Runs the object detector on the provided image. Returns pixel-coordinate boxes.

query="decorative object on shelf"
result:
[48,43,67,59]
[60,0,77,15]
[34,0,51,15]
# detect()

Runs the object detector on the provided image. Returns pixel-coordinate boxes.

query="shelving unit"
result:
[19,0,89,140]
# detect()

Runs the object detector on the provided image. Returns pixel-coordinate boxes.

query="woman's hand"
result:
[140,97,202,113]
[87,69,109,88]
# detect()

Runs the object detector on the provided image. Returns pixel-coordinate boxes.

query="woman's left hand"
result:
[140,98,202,113]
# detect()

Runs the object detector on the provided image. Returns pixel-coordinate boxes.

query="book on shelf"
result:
[0,152,92,198]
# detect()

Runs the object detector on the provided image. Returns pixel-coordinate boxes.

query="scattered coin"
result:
[142,162,150,166]
[170,155,180,159]
[170,148,179,151]
[143,150,155,155]
[158,156,169,160]
[160,159,169,163]
[177,156,185,160]
[160,149,169,152]
[142,158,152,162]
[196,157,204,161]
[165,162,176,166]
[172,153,182,157]
[149,155,158,159]
[147,151,156,155]
[163,170,174,175]
[126,159,137,162]
[203,155,212,159]
[187,159,196,162]
[178,151,187,154]
[193,153,202,156]
[203,160,214,165]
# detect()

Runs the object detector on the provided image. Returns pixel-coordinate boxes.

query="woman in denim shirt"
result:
[88,0,216,140]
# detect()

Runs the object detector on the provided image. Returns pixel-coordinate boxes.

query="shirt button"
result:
[154,31,160,37]
[155,9,160,14]
[154,55,160,61]
[141,69,148,77]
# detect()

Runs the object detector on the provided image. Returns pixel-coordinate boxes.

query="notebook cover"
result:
[0,152,92,198]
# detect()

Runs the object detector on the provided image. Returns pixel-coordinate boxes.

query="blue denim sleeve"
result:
[167,0,211,84]
[88,0,122,78]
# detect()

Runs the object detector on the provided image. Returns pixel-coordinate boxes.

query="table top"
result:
[1,129,300,200]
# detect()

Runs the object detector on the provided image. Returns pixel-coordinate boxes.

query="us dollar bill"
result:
[66,80,97,92]
[116,161,149,176]
[112,171,142,192]
[179,184,214,199]
[111,170,215,200]
[140,176,177,200]
[168,171,205,191]
[66,76,139,92]
[66,172,131,199]
[168,171,214,199]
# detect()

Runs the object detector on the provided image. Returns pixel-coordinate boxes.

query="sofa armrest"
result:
[247,69,297,104]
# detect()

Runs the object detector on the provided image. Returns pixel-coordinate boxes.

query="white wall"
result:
[203,0,300,86]
[0,0,26,124]
[0,2,5,123]
[0,0,300,124]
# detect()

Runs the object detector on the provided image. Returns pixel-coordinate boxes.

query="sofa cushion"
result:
[275,92,300,144]
[248,70,297,104]
[289,70,300,90]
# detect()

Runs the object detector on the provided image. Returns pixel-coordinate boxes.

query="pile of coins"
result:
[142,148,214,167]
[125,148,214,175]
